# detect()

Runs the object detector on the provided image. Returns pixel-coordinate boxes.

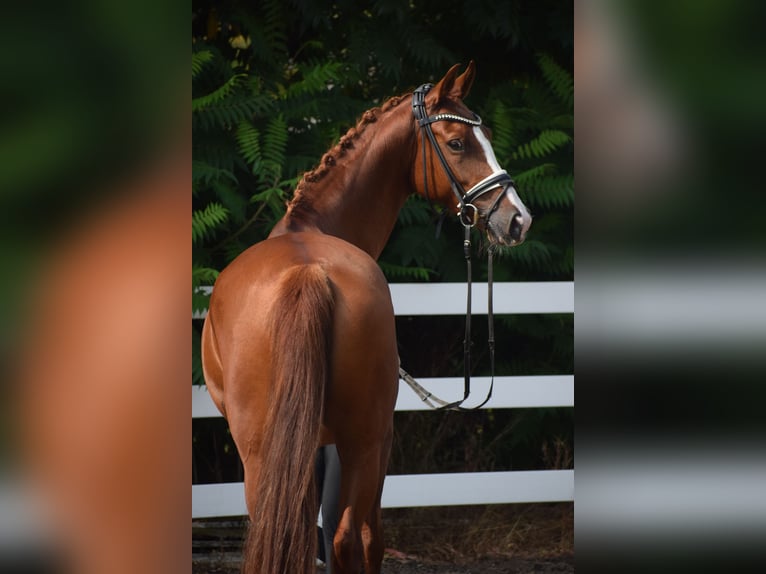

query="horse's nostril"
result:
[509,214,523,241]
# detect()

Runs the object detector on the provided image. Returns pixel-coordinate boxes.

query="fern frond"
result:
[512,163,558,185]
[397,20,451,70]
[192,266,217,315]
[538,53,573,109]
[384,226,441,270]
[397,196,435,227]
[192,74,245,112]
[211,180,248,224]
[259,115,288,183]
[232,0,287,69]
[192,265,219,285]
[285,61,343,99]
[485,101,519,160]
[513,130,572,160]
[494,239,553,269]
[192,50,214,78]
[260,0,288,55]
[235,121,262,172]
[250,185,287,219]
[192,160,237,189]
[523,174,574,209]
[194,97,273,131]
[192,202,229,245]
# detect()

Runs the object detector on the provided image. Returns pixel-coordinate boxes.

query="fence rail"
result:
[192,281,574,518]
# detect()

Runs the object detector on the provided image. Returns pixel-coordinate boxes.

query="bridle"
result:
[411,83,513,227]
[399,83,511,411]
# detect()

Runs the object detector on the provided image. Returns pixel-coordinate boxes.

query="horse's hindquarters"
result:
[201,231,399,574]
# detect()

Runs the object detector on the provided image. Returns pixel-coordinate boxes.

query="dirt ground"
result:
[379,555,573,573]
[192,554,573,573]
[192,503,573,573]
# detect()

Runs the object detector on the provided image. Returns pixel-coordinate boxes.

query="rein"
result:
[399,84,509,411]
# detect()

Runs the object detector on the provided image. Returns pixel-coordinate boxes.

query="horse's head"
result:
[412,62,531,246]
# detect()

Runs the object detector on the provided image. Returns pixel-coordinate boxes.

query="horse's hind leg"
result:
[361,427,392,574]
[332,440,388,574]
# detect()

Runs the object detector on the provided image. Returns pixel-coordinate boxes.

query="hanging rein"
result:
[398,83,514,411]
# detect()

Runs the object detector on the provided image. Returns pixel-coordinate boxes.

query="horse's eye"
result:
[447,139,464,151]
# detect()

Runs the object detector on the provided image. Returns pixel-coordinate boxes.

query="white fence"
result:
[193,282,574,518]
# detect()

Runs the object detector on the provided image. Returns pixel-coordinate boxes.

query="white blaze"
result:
[472,126,531,221]
[473,126,503,172]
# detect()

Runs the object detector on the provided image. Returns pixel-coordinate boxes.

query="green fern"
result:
[512,163,558,185]
[261,0,287,47]
[537,53,573,109]
[241,0,288,64]
[235,121,262,172]
[259,115,288,184]
[482,101,518,160]
[192,202,229,245]
[523,175,574,210]
[192,266,218,314]
[192,160,237,190]
[192,50,214,78]
[192,74,246,113]
[192,265,219,285]
[249,185,287,220]
[494,239,553,269]
[397,20,452,70]
[211,180,249,224]
[513,129,572,161]
[397,196,435,227]
[194,96,270,132]
[284,61,343,99]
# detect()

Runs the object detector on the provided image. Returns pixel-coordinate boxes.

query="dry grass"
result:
[193,503,573,573]
[382,503,573,564]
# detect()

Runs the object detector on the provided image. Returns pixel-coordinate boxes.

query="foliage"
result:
[482,53,574,279]
[192,0,572,281]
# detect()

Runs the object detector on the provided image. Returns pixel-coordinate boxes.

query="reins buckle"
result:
[459,203,479,228]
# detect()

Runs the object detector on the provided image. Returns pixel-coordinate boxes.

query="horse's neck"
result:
[272,103,415,259]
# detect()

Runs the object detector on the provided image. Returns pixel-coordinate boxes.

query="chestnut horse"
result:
[201,62,531,574]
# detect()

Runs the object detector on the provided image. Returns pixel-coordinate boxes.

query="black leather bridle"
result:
[411,83,514,227]
[399,83,511,411]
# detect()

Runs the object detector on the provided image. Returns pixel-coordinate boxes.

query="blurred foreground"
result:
[1,1,189,573]
[576,0,766,571]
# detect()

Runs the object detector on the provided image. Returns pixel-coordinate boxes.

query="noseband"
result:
[399,84,508,411]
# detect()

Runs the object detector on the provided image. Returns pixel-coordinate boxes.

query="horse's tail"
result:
[242,264,334,574]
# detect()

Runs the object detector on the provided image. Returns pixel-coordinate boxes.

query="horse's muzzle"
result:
[483,185,531,246]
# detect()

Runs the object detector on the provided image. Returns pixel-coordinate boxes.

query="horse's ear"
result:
[430,63,462,102]
[452,60,476,99]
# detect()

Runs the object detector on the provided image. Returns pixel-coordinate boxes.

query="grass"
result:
[382,502,574,563]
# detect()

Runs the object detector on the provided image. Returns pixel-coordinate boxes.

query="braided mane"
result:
[288,94,409,210]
